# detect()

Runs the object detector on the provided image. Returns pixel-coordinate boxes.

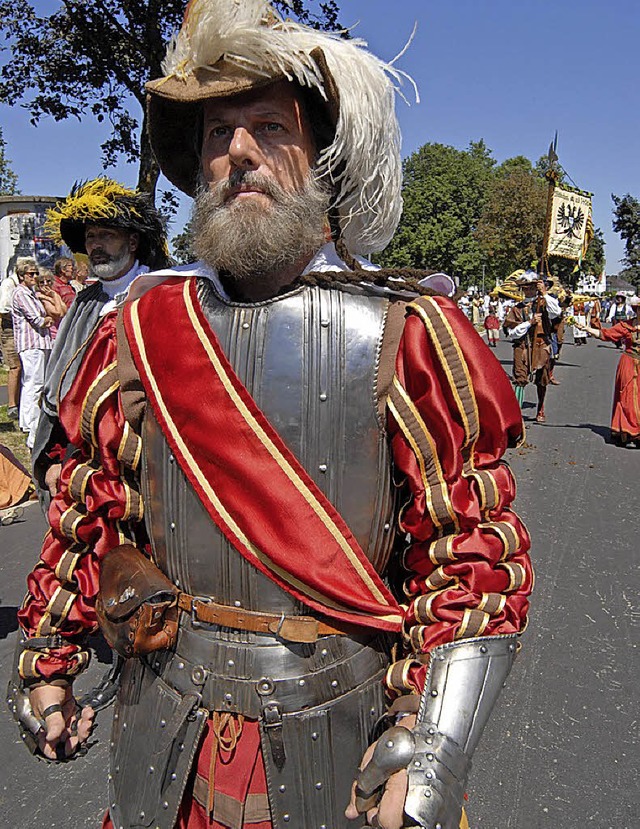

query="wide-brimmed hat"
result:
[44,178,170,271]
[145,0,415,255]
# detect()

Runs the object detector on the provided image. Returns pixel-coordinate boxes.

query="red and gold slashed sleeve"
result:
[384,296,534,698]
[17,311,144,684]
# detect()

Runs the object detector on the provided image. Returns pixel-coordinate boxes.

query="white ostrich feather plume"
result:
[163,0,417,255]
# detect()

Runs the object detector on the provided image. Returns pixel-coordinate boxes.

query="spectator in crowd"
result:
[10,257,53,449]
[35,270,68,341]
[0,265,21,419]
[70,258,90,292]
[52,257,77,308]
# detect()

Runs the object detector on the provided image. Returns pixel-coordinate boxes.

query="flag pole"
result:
[541,132,559,277]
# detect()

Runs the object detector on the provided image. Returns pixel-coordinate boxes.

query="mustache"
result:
[205,171,287,208]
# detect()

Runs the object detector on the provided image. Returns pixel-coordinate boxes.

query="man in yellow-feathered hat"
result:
[30,178,170,503]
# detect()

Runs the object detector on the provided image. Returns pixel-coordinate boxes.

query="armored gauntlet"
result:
[356,635,518,828]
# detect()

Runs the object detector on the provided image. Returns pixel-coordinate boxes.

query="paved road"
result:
[0,333,638,828]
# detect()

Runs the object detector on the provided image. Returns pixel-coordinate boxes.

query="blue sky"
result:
[2,0,638,273]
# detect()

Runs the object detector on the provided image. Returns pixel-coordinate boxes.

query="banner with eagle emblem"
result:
[547,186,593,261]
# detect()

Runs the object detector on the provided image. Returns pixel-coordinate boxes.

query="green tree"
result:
[171,217,195,265]
[475,156,547,282]
[0,126,19,194]
[0,0,341,201]
[378,140,495,286]
[612,193,640,288]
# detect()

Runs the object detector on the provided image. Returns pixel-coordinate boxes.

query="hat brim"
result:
[146,52,339,198]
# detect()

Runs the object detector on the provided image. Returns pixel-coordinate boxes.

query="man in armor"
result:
[10,3,533,828]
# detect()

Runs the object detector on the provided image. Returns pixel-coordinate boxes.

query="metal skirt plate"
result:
[260,667,388,829]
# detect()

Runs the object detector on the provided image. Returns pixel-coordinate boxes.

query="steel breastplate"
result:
[140,279,397,614]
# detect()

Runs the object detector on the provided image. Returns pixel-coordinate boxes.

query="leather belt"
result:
[177,593,360,644]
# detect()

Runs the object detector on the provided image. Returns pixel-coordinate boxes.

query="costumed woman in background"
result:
[577,296,640,447]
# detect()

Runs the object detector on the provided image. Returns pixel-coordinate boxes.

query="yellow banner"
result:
[547,186,592,261]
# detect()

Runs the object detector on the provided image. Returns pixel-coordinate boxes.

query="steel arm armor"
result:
[404,634,518,828]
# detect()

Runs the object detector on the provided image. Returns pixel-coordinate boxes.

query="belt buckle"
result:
[190,595,213,629]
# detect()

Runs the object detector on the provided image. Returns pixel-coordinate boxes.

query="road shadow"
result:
[529,421,613,443]
[0,605,19,639]
[86,630,114,664]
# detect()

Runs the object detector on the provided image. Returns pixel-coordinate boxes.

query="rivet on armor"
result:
[279,785,286,793]
[123,723,127,730]
[427,753,434,762]
[311,732,319,741]
[149,766,155,774]
[283,815,290,822]
[298,679,306,687]
[413,760,421,768]
[115,765,120,773]
[169,454,175,463]
[321,649,328,657]
[234,600,242,607]
[509,643,516,652]
[331,680,338,688]
[384,522,390,532]
[319,463,327,472]
[320,825,327,829]
[480,645,488,654]
[431,690,438,697]
[242,322,250,330]
[225,693,233,702]
[426,738,433,745]
[107,774,112,781]
[170,521,176,531]
[319,393,327,401]
[424,789,432,798]
[320,319,330,327]
[160,719,166,728]
[163,802,169,810]
[228,660,235,668]
[178,662,185,670]
[139,812,145,819]
[257,677,275,696]
[426,771,434,780]
[178,743,184,752]
[385,739,394,748]
[315,782,323,790]
[171,773,177,781]
[428,727,436,735]
[191,665,206,685]
[370,708,376,716]
[435,823,443,829]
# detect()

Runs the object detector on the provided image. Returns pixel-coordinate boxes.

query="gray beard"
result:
[192,171,330,290]
[90,248,133,281]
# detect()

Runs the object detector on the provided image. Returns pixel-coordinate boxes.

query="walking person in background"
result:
[484,302,500,347]
[503,275,561,420]
[570,298,588,346]
[0,264,22,420]
[576,296,640,447]
[10,257,52,449]
[588,296,602,333]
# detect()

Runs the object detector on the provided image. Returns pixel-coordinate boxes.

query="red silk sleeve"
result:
[384,297,533,697]
[17,312,145,683]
